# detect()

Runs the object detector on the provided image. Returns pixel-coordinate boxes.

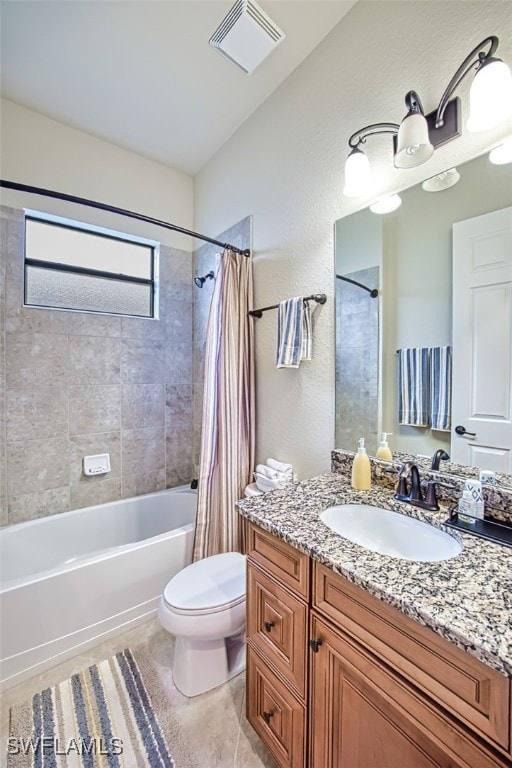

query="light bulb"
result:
[489,138,512,165]
[343,147,372,197]
[394,113,434,169]
[369,194,402,214]
[467,59,512,132]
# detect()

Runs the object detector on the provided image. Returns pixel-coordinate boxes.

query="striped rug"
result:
[7,648,181,768]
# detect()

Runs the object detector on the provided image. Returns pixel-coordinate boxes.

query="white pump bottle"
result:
[376,432,393,461]
[351,438,372,490]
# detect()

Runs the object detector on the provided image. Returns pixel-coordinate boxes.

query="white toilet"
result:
[158,551,247,697]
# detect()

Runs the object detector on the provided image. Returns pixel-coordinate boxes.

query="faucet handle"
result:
[424,481,439,510]
[396,474,408,497]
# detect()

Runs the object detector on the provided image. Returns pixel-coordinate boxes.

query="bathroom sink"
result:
[320,504,461,562]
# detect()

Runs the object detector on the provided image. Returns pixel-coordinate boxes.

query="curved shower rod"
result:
[0,179,251,257]
[336,274,378,298]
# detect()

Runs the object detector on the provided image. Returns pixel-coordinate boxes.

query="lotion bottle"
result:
[351,438,372,490]
[376,432,393,461]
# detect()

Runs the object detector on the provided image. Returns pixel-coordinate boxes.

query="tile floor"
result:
[1,620,276,767]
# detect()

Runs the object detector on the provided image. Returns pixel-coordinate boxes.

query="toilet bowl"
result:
[158,551,247,697]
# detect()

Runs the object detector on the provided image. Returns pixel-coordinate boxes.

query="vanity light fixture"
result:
[421,168,460,192]
[489,137,512,165]
[343,35,512,197]
[369,194,402,214]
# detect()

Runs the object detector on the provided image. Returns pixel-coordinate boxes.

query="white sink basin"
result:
[320,504,462,562]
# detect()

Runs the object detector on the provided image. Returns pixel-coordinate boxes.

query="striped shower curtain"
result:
[193,249,255,560]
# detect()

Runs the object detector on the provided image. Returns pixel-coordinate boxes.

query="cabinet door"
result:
[310,615,473,768]
[247,646,306,768]
[247,563,308,699]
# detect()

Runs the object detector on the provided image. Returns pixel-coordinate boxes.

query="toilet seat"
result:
[163,552,246,615]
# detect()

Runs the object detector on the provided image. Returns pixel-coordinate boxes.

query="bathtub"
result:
[0,485,196,691]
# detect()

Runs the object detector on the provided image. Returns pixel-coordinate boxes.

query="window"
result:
[24,211,159,318]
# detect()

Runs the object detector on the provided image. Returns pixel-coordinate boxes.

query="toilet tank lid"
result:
[163,552,246,612]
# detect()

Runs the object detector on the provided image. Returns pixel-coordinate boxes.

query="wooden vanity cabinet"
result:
[246,523,310,768]
[245,521,512,768]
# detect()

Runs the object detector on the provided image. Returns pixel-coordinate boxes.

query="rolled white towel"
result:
[254,473,279,492]
[267,458,293,476]
[255,464,280,481]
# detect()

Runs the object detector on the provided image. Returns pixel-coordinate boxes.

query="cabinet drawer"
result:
[247,522,310,599]
[247,646,306,768]
[314,563,510,751]
[247,563,308,699]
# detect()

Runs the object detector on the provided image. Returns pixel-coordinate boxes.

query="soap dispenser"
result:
[376,432,393,461]
[351,438,372,490]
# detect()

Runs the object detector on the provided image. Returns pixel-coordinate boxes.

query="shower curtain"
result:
[193,249,254,560]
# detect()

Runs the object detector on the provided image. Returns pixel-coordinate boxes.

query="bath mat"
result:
[7,647,195,768]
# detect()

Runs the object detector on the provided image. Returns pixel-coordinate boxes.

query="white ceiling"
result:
[0,1,356,175]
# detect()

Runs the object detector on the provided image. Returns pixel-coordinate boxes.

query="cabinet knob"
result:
[262,710,273,724]
[309,638,323,653]
[263,620,275,632]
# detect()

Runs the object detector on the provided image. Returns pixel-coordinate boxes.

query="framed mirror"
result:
[334,149,512,484]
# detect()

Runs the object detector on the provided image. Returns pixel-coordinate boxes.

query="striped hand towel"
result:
[398,347,430,426]
[430,346,452,431]
[276,297,312,368]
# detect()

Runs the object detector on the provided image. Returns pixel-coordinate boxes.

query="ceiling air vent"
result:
[209,0,286,75]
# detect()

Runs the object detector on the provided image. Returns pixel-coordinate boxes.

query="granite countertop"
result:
[237,473,512,678]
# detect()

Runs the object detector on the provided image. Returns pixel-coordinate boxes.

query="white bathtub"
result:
[0,485,196,691]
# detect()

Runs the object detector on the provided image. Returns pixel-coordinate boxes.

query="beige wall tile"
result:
[122,427,165,475]
[166,463,194,489]
[121,381,165,430]
[121,469,166,499]
[166,432,193,467]
[7,487,70,525]
[6,386,68,441]
[0,497,7,527]
[6,331,69,386]
[68,313,121,338]
[120,314,165,341]
[7,437,70,495]
[69,336,121,384]
[0,440,5,499]
[69,385,121,435]
[164,299,192,344]
[69,432,121,484]
[165,343,191,385]
[1,205,195,525]
[70,476,122,510]
[121,338,165,383]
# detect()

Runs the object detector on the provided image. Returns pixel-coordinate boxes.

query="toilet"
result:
[158,551,247,697]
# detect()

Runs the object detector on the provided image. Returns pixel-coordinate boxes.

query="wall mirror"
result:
[334,149,512,486]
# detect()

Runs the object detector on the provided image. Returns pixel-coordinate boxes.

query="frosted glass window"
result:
[24,212,158,317]
[26,266,152,316]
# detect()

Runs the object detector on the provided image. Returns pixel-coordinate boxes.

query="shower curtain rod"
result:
[249,293,327,318]
[336,274,378,298]
[0,180,251,257]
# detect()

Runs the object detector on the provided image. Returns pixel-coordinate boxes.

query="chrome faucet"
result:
[395,462,440,511]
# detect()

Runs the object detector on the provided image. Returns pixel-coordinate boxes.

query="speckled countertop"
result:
[237,473,512,678]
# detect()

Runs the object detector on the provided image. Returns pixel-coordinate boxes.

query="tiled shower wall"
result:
[335,266,380,456]
[192,216,252,473]
[0,205,194,526]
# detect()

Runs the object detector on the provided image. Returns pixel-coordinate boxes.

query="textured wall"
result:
[0,206,193,526]
[194,1,512,479]
[0,99,193,251]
